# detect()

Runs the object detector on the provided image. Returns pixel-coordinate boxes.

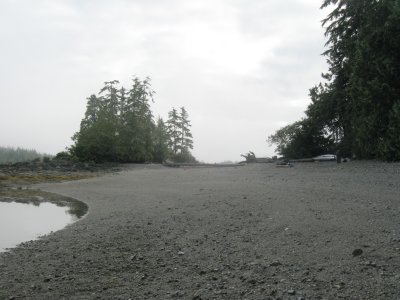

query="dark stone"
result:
[352,249,363,257]
[270,260,282,266]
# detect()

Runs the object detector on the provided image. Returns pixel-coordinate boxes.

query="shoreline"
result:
[0,162,399,299]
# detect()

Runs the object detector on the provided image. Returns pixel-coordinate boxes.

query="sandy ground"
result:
[0,162,399,299]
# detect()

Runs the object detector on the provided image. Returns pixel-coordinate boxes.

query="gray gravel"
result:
[0,162,400,299]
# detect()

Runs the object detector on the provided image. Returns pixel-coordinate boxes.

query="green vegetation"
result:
[269,0,400,160]
[70,76,195,163]
[166,107,196,163]
[0,146,48,164]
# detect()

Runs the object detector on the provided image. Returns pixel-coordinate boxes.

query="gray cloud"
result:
[0,0,329,162]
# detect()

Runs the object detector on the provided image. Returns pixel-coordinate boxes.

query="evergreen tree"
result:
[166,108,181,155]
[71,76,195,163]
[269,0,400,160]
[179,107,194,152]
[119,77,155,162]
[153,117,170,163]
[71,77,157,163]
[166,107,195,162]
[316,0,400,159]
[71,81,121,162]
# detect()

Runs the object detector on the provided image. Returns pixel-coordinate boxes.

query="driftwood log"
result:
[163,163,245,168]
[241,151,276,163]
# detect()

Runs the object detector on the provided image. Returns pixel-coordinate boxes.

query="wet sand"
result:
[0,162,399,299]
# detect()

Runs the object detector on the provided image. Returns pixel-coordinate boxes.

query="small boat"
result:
[313,154,336,161]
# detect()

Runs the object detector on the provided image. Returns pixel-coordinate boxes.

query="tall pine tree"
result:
[269,0,400,160]
[166,108,181,155]
[178,107,193,153]
[153,117,170,163]
[166,107,195,162]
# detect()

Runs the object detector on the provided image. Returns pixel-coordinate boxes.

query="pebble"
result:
[192,290,202,300]
[270,260,282,266]
[333,284,342,289]
[365,261,377,267]
[352,249,363,257]
[288,289,296,295]
[170,290,185,298]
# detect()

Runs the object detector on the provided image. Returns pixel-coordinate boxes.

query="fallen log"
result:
[288,158,315,163]
[163,163,245,168]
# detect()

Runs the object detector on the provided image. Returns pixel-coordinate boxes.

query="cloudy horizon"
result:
[0,0,329,163]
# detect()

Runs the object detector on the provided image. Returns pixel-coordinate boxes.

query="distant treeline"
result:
[0,146,49,164]
[268,0,400,160]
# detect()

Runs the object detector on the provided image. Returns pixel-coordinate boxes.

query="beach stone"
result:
[365,261,377,267]
[270,260,282,266]
[192,289,204,299]
[352,249,363,257]
[288,289,296,295]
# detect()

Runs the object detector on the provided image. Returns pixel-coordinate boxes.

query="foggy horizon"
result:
[0,0,328,163]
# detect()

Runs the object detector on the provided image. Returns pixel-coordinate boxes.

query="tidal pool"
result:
[0,190,88,252]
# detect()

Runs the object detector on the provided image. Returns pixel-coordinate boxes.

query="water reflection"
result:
[0,189,88,252]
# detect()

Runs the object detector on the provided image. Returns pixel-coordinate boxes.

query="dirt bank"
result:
[0,162,399,299]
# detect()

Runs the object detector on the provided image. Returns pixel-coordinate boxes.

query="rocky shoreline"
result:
[0,160,120,187]
[0,161,400,299]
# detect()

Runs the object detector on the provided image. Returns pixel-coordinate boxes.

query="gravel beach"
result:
[0,162,399,299]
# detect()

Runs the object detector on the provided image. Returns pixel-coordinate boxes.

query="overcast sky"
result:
[0,0,329,163]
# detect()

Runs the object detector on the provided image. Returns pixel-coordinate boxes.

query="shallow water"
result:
[0,201,81,252]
